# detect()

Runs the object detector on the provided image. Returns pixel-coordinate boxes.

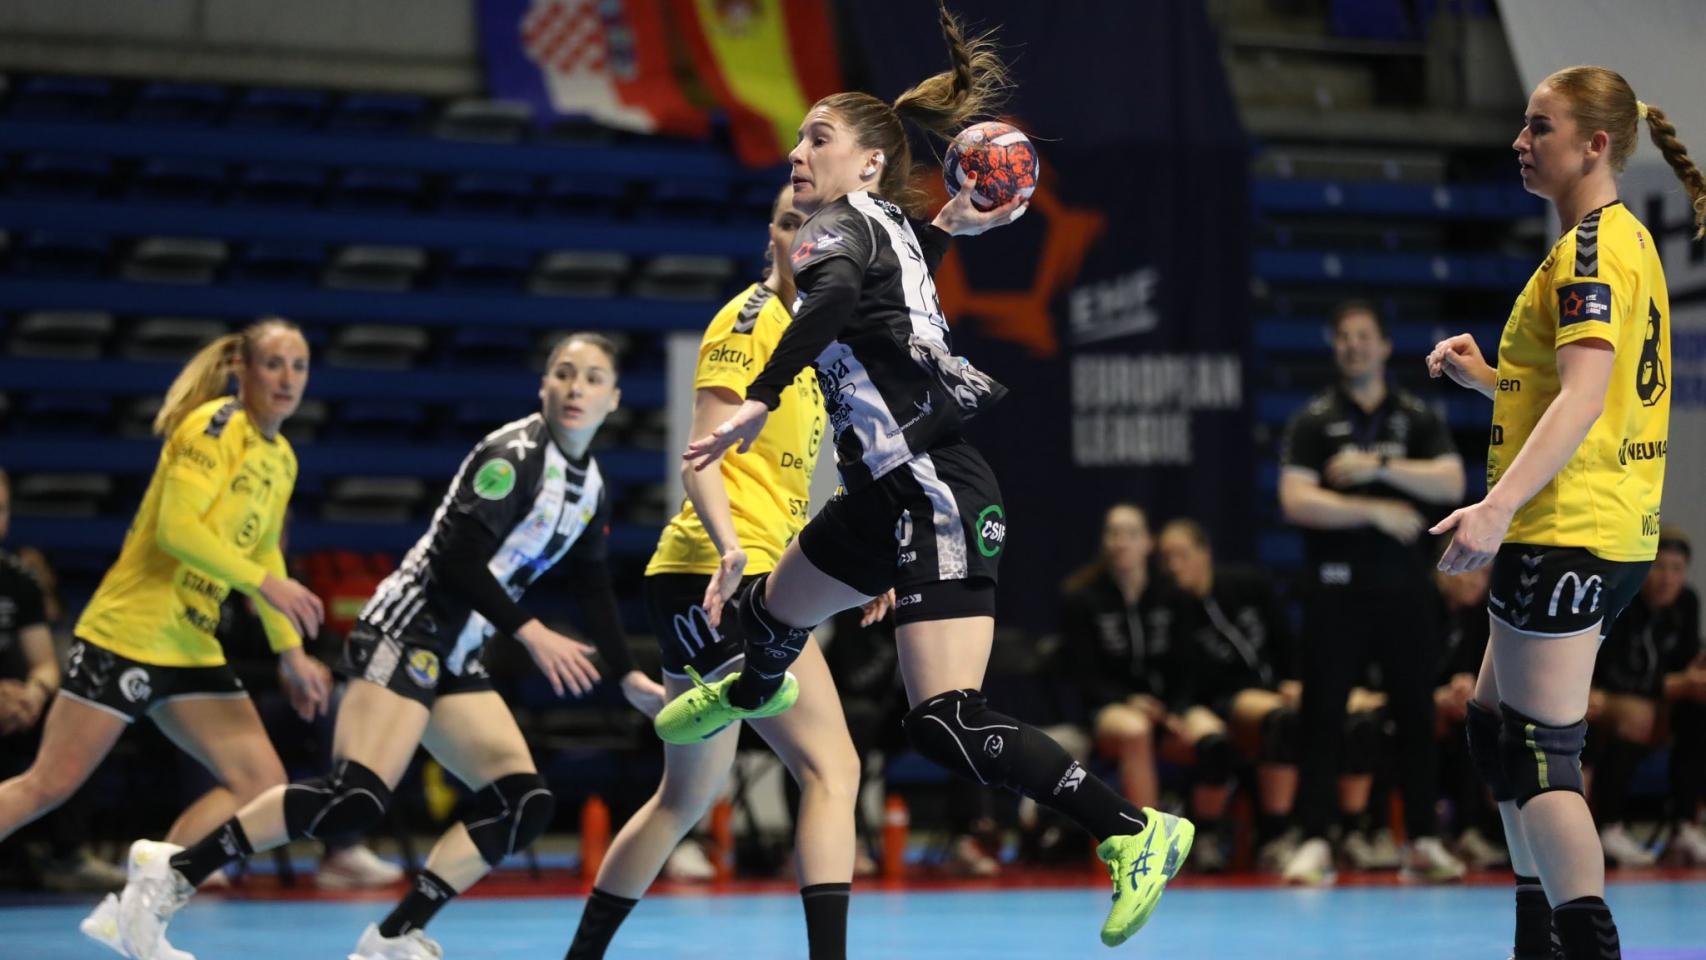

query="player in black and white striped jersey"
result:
[656,4,1195,948]
[112,333,666,960]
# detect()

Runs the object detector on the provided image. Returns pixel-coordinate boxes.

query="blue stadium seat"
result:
[439,247,533,290]
[330,168,423,210]
[131,82,229,125]
[543,173,628,216]
[442,172,532,216]
[18,394,111,435]
[327,94,428,135]
[229,87,327,130]
[323,399,426,440]
[7,310,114,359]
[444,326,533,369]
[648,178,730,221]
[133,157,228,204]
[13,231,110,276]
[738,180,783,220]
[10,76,114,119]
[435,99,533,144]
[11,153,112,197]
[236,164,326,206]
[230,240,326,285]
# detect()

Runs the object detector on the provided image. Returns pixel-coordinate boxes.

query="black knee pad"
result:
[1259,706,1300,765]
[1194,732,1236,784]
[735,574,811,681]
[1342,710,1383,774]
[903,688,1044,790]
[1498,703,1587,808]
[1465,699,1515,803]
[283,759,392,841]
[464,773,555,866]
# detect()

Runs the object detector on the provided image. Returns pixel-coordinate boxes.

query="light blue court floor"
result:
[8,881,1704,959]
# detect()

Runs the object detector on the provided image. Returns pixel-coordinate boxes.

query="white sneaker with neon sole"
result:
[115,839,196,960]
[80,892,195,960]
[348,922,445,960]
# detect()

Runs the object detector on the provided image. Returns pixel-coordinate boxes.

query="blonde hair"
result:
[153,317,302,436]
[813,3,1010,218]
[1547,65,1706,238]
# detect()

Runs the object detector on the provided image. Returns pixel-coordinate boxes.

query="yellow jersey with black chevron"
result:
[647,283,825,577]
[1490,201,1670,561]
[76,398,300,666]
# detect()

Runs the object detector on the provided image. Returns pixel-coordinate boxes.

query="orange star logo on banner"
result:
[933,177,1106,358]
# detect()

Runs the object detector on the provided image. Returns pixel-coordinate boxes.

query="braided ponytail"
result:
[1643,104,1706,239]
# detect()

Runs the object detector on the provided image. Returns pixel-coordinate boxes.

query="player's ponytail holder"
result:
[1637,100,1649,122]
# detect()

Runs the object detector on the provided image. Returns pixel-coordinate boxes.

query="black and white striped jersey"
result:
[747,191,993,491]
[359,413,609,674]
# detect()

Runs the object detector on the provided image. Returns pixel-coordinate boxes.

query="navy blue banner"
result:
[842,1,1253,631]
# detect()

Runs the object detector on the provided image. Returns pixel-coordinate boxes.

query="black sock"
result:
[800,882,851,960]
[1026,757,1147,842]
[379,870,456,938]
[169,819,253,887]
[1257,813,1289,845]
[1197,816,1225,839]
[1553,895,1620,960]
[1340,810,1370,838]
[728,669,783,710]
[564,887,640,960]
[1513,874,1553,960]
[1593,739,1646,827]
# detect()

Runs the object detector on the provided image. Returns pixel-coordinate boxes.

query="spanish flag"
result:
[672,0,842,167]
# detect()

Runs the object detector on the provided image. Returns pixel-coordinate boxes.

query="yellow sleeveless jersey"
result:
[647,283,826,577]
[1490,201,1670,561]
[76,398,301,666]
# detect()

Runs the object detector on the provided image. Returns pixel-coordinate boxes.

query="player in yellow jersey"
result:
[565,184,869,960]
[1427,66,1703,960]
[0,318,329,956]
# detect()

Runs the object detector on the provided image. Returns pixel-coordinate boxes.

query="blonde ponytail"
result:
[1643,103,1706,240]
[153,334,241,436]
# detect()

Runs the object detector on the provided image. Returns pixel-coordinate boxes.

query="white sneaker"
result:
[1363,829,1403,870]
[1599,823,1657,867]
[1455,827,1509,870]
[1281,837,1336,886]
[1401,836,1467,883]
[1674,821,1706,865]
[81,892,195,960]
[1257,827,1302,873]
[944,835,999,877]
[348,922,444,960]
[319,845,405,890]
[662,839,717,882]
[1340,831,1379,871]
[116,840,196,960]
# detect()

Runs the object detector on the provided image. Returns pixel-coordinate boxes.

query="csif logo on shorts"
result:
[976,505,1006,558]
[1618,437,1666,466]
[119,667,152,704]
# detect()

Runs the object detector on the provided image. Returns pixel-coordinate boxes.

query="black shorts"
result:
[338,620,495,707]
[646,573,757,680]
[798,441,1003,625]
[1487,544,1650,639]
[59,637,246,723]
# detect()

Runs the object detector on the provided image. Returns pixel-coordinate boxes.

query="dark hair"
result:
[155,317,304,436]
[1160,517,1211,551]
[1061,502,1149,593]
[1330,300,1387,340]
[546,331,621,379]
[812,3,1010,218]
[1657,526,1692,562]
[1548,66,1706,238]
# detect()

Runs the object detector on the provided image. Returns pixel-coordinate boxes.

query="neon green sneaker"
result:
[1096,807,1195,947]
[653,666,799,744]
